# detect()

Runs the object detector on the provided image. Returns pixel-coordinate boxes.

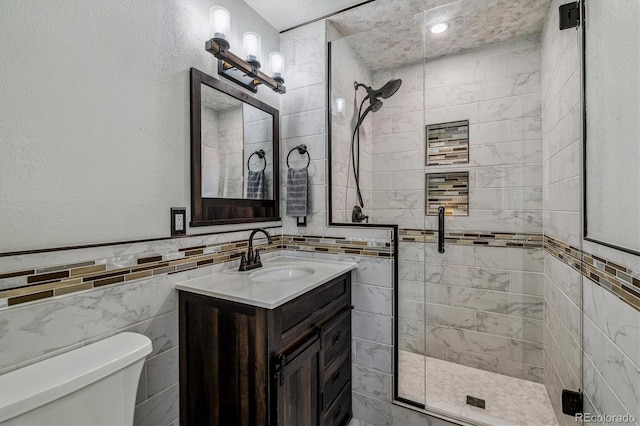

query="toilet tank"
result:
[0,332,152,426]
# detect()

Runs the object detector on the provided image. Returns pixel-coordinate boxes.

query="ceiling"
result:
[333,0,552,71]
[245,0,552,72]
[244,0,368,32]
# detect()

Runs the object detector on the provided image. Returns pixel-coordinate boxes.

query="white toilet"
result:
[0,332,152,425]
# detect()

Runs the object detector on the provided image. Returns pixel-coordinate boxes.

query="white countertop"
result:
[175,256,356,309]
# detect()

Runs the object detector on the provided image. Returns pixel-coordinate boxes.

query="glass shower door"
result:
[396,4,565,425]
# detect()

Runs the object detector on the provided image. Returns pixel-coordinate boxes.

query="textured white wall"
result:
[0,0,280,252]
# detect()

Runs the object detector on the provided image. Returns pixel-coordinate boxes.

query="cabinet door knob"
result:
[332,331,341,345]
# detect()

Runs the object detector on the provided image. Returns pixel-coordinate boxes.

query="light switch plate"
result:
[171,208,186,237]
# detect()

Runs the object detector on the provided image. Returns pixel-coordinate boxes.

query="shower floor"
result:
[398,350,559,426]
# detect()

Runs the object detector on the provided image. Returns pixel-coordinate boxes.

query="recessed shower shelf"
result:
[426,120,470,166]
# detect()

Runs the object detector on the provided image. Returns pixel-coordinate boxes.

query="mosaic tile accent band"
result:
[0,234,392,308]
[426,120,469,165]
[399,228,543,248]
[545,236,640,311]
[279,235,392,257]
[426,172,469,216]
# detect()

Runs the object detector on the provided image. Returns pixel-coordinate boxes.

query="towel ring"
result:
[286,144,310,168]
[247,149,266,172]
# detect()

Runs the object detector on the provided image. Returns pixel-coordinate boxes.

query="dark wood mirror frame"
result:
[190,68,280,226]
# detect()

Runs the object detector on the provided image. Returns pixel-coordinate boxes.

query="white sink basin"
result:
[250,265,315,283]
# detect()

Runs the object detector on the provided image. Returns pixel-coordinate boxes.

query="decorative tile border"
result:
[280,235,392,257]
[426,172,469,216]
[426,120,469,165]
[399,228,543,248]
[0,234,392,308]
[545,236,640,311]
[0,237,281,307]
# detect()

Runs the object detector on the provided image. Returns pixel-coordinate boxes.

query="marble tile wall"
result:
[282,21,463,425]
[0,228,289,426]
[279,21,329,235]
[541,1,581,250]
[398,241,545,383]
[583,275,640,425]
[330,33,374,223]
[369,60,426,229]
[279,21,394,244]
[541,2,583,424]
[542,1,640,424]
[371,36,543,232]
[0,227,400,425]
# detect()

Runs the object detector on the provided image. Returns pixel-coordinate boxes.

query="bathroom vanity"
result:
[176,257,356,426]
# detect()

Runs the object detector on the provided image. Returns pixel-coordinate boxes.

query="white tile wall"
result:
[540,2,584,423]
[370,37,543,233]
[542,2,640,425]
[329,34,374,222]
[0,227,286,426]
[398,241,546,383]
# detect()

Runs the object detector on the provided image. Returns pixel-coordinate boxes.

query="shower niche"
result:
[426,120,469,166]
[425,172,469,216]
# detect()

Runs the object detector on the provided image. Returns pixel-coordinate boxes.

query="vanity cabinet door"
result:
[274,334,321,426]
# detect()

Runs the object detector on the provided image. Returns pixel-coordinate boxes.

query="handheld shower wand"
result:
[350,79,402,222]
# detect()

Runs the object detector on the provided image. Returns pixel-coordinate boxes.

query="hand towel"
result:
[246,170,266,199]
[286,167,310,216]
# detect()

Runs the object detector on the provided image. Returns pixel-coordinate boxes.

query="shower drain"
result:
[466,395,486,409]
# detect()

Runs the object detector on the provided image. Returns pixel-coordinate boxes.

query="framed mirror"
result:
[583,0,640,255]
[190,68,280,226]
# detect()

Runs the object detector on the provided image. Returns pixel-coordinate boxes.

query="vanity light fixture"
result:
[429,22,450,34]
[209,6,230,48]
[243,32,262,68]
[269,51,285,83]
[205,7,285,94]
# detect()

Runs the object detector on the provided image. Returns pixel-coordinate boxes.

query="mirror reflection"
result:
[200,84,274,200]
[584,0,640,253]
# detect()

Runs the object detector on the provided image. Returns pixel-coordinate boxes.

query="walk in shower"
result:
[328,1,580,424]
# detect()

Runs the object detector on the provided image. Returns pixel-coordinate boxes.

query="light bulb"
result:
[269,52,285,82]
[243,32,261,68]
[429,22,450,34]
[209,6,230,48]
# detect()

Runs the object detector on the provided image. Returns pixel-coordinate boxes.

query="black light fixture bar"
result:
[205,39,286,94]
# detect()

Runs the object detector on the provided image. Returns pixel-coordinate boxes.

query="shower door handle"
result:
[438,206,445,254]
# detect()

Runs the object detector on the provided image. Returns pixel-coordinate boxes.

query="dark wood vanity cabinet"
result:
[179,272,353,426]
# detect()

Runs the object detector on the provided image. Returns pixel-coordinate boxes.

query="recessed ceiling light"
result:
[429,22,450,34]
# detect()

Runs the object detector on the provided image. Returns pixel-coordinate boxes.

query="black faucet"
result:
[239,228,273,271]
